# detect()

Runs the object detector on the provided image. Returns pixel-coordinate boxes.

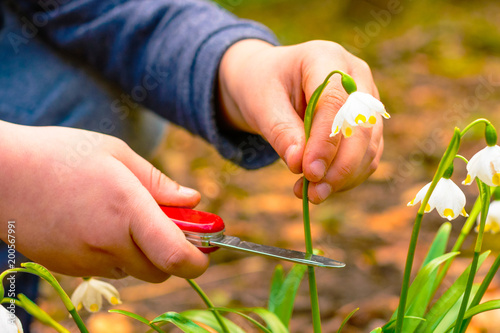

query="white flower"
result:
[476,200,500,234]
[0,305,23,333]
[71,278,122,312]
[463,145,500,187]
[407,178,468,221]
[330,91,390,138]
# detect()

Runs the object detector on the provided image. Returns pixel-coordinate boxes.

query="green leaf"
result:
[18,294,55,326]
[435,285,479,333]
[269,265,284,307]
[268,264,306,328]
[182,310,245,333]
[151,312,211,333]
[109,309,151,325]
[337,308,359,333]
[110,309,166,333]
[389,224,451,324]
[21,262,54,282]
[212,307,273,333]
[463,299,500,319]
[251,308,289,333]
[420,222,451,269]
[370,328,382,333]
[420,251,490,333]
[390,252,459,332]
[381,316,425,333]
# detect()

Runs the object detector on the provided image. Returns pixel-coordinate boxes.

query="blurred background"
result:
[34,0,500,332]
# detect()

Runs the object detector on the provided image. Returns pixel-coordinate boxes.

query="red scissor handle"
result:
[159,206,225,253]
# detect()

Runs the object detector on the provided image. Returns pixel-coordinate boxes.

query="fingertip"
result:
[284,144,303,174]
[305,159,327,183]
[178,186,202,207]
[293,177,304,198]
[169,241,210,279]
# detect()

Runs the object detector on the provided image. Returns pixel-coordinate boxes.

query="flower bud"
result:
[443,164,454,179]
[485,123,498,147]
[341,73,357,94]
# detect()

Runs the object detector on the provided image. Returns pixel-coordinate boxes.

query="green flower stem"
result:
[186,279,229,333]
[395,128,461,333]
[454,181,490,333]
[302,179,322,333]
[300,69,356,333]
[395,212,424,333]
[459,118,493,137]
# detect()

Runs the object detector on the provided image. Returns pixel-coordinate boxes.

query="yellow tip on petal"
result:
[76,303,82,311]
[407,199,415,206]
[443,208,455,219]
[492,173,500,186]
[330,127,340,137]
[463,174,472,185]
[425,203,431,212]
[345,127,352,137]
[491,222,500,234]
[355,114,367,124]
[461,208,468,217]
[89,304,99,312]
[368,116,377,124]
[110,297,121,305]
[383,112,391,119]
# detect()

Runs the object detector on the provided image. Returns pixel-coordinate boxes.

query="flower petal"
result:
[70,281,89,311]
[329,91,388,139]
[466,146,500,187]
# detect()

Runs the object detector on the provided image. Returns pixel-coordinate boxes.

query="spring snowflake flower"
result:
[330,91,390,138]
[476,200,500,234]
[407,178,468,221]
[71,277,122,312]
[463,145,500,187]
[0,305,23,333]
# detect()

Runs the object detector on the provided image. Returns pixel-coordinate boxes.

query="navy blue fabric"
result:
[3,0,280,169]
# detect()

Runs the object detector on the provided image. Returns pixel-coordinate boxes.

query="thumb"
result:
[114,141,200,207]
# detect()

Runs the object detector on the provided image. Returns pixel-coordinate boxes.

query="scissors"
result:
[160,206,345,269]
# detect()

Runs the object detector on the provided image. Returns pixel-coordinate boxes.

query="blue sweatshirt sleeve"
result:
[14,0,280,169]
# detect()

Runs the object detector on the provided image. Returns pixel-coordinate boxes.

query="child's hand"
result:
[0,122,208,282]
[218,40,384,204]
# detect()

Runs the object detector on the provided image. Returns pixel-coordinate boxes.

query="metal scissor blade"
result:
[210,236,345,268]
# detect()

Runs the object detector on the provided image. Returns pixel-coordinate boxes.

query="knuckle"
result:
[107,136,129,152]
[149,166,169,196]
[336,163,355,181]
[300,41,348,65]
[318,88,347,112]
[269,121,298,152]
[354,57,372,74]
[365,140,379,162]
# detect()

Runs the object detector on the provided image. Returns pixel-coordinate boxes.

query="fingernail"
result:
[310,160,326,179]
[179,186,198,196]
[284,144,297,166]
[316,183,332,201]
